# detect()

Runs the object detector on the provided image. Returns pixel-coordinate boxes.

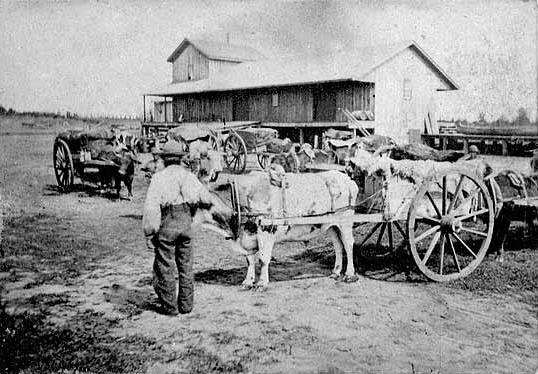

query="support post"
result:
[501,140,508,156]
[143,95,146,123]
[442,136,448,151]
[463,138,469,153]
[163,96,167,124]
[299,128,304,144]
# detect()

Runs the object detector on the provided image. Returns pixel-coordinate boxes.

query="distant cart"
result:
[157,122,282,174]
[53,129,120,191]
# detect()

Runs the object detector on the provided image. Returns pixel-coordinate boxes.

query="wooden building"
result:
[144,38,458,144]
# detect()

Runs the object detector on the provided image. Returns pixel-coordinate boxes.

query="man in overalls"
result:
[142,160,216,315]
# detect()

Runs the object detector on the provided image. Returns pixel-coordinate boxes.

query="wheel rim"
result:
[224,133,247,174]
[407,170,494,281]
[53,139,74,191]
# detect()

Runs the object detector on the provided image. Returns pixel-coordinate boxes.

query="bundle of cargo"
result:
[233,127,278,149]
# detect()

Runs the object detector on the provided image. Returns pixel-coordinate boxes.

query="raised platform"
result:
[422,133,538,156]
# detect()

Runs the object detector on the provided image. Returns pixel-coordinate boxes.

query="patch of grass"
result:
[443,249,538,307]
[0,297,168,374]
[178,346,246,374]
[210,331,238,345]
[2,213,106,285]
[25,292,80,309]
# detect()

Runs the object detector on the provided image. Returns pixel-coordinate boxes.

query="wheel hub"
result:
[440,215,461,233]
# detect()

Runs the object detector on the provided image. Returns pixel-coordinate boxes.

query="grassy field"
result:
[0,115,536,374]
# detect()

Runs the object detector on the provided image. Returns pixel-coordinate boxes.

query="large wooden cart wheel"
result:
[407,169,494,281]
[224,132,247,174]
[53,139,75,191]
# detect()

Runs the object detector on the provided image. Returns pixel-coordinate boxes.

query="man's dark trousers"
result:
[153,204,193,314]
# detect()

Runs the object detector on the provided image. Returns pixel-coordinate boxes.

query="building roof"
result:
[167,38,266,63]
[150,40,458,96]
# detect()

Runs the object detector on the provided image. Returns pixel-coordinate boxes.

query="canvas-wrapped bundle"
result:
[234,128,278,149]
[265,137,293,153]
[168,126,215,143]
[349,152,490,185]
[56,129,116,152]
[375,143,466,162]
[232,170,358,218]
[323,128,354,140]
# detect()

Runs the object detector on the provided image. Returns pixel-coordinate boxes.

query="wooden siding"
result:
[173,94,232,122]
[169,82,374,124]
[363,47,449,144]
[153,101,173,122]
[172,44,209,83]
[208,59,241,77]
[335,82,375,122]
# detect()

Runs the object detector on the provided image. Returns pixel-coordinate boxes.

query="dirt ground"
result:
[1,115,537,374]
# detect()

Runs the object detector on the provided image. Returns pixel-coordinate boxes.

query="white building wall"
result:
[364,47,452,144]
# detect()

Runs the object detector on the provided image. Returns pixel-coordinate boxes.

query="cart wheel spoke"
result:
[416,216,440,225]
[425,191,442,218]
[456,208,489,221]
[375,222,387,248]
[422,231,441,266]
[393,221,406,238]
[387,222,394,252]
[458,226,488,237]
[452,189,480,215]
[452,232,477,259]
[447,175,465,213]
[442,176,447,214]
[447,233,462,273]
[415,225,440,243]
[439,234,446,275]
[357,223,382,249]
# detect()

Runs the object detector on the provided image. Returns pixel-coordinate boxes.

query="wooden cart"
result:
[229,159,495,282]
[53,130,121,192]
[163,124,284,174]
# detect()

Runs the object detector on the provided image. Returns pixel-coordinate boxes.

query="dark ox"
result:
[97,149,138,199]
[488,170,538,262]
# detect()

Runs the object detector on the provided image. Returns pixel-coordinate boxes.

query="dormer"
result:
[167,38,265,83]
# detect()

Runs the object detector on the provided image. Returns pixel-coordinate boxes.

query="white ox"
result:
[204,167,360,288]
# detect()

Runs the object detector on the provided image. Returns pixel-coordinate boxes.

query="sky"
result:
[0,0,536,121]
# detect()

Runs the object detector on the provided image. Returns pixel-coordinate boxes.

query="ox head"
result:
[188,140,223,184]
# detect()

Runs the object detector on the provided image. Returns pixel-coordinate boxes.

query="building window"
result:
[403,78,412,100]
[272,93,279,107]
[188,55,193,80]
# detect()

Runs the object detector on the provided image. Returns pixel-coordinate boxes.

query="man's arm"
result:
[142,173,163,238]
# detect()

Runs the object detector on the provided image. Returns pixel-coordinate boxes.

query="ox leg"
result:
[490,205,512,263]
[255,230,276,288]
[340,225,358,282]
[242,253,256,288]
[327,227,344,279]
[124,174,134,200]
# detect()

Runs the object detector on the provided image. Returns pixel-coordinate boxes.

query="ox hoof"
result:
[253,282,268,291]
[329,273,342,280]
[342,274,359,283]
[240,281,254,290]
[495,256,504,264]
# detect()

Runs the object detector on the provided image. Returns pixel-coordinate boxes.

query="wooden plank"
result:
[424,114,433,134]
[261,122,350,128]
[429,112,439,135]
[422,134,538,141]
[258,213,386,226]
